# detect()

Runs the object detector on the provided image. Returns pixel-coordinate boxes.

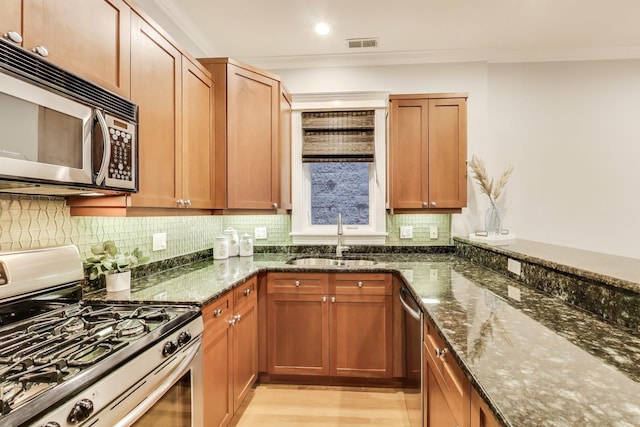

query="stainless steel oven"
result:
[0,245,203,427]
[399,283,424,427]
[0,38,138,195]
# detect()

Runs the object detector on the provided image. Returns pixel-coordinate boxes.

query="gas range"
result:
[0,246,203,427]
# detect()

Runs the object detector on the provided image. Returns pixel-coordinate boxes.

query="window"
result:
[290,92,388,245]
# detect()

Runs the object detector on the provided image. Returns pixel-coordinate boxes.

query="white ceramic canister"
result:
[223,227,239,257]
[213,234,229,260]
[239,233,254,256]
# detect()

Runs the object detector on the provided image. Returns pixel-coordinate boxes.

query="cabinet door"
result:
[330,294,393,378]
[426,362,463,427]
[202,295,234,427]
[428,98,467,208]
[233,279,258,410]
[0,1,21,44]
[389,99,429,209]
[471,389,501,427]
[22,0,130,97]
[226,64,279,209]
[267,293,329,376]
[181,57,214,209]
[129,13,182,208]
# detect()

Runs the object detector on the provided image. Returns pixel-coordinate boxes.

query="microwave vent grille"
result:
[0,39,136,123]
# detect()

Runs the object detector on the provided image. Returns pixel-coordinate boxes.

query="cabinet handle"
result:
[243,288,252,296]
[32,45,49,57]
[422,201,428,207]
[177,199,185,206]
[234,314,242,323]
[294,280,300,287]
[4,31,22,44]
[435,348,448,357]
[331,296,336,303]
[357,281,363,288]
[213,308,223,317]
[431,201,437,207]
[228,318,236,325]
[185,199,192,206]
[322,296,327,302]
[273,202,278,209]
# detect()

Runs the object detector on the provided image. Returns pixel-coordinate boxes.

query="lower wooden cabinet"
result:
[266,272,393,379]
[471,388,501,427]
[423,315,471,427]
[202,277,257,427]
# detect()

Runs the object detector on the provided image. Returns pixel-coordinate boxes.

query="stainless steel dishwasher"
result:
[399,283,424,426]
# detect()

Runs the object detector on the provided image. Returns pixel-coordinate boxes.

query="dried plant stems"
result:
[469,155,513,204]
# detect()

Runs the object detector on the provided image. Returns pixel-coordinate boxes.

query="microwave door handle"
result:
[94,109,110,186]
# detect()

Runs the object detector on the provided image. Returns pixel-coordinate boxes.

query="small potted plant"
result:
[83,240,149,292]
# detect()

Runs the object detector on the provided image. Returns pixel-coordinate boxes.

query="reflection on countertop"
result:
[84,251,640,426]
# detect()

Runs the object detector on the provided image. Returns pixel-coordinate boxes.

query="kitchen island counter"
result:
[84,251,640,426]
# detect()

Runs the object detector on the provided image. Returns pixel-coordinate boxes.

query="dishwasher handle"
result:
[399,285,422,321]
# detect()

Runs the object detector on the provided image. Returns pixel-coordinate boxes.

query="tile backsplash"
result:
[0,195,452,262]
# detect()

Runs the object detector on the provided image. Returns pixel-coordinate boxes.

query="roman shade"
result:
[301,110,375,162]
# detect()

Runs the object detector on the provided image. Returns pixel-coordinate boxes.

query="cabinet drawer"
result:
[202,291,233,332]
[234,276,257,308]
[424,316,469,418]
[332,273,391,295]
[267,272,328,294]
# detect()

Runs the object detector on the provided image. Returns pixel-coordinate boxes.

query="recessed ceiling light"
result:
[314,22,331,36]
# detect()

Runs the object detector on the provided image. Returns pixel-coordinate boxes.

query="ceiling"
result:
[138,0,640,69]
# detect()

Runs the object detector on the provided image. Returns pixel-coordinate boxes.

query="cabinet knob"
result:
[177,199,185,206]
[4,31,22,44]
[213,308,223,317]
[431,201,437,207]
[322,296,327,302]
[228,318,236,325]
[294,280,300,287]
[422,201,428,207]
[331,296,336,303]
[32,45,49,57]
[234,314,242,323]
[243,288,251,296]
[357,281,363,288]
[435,347,448,357]
[185,199,192,206]
[273,202,278,209]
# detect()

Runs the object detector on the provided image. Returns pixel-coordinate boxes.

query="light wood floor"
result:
[229,384,419,426]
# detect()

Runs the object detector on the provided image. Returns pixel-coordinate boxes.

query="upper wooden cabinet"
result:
[0,0,132,98]
[199,58,290,211]
[389,94,468,212]
[68,13,213,215]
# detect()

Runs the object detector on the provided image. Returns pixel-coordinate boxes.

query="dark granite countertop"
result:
[456,236,640,293]
[84,252,640,426]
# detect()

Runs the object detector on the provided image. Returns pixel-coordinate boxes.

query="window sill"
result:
[290,231,387,246]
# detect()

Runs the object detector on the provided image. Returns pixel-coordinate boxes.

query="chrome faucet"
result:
[336,212,350,257]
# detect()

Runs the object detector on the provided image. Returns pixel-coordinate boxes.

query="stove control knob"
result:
[163,340,178,357]
[178,331,192,346]
[42,423,61,427]
[68,399,94,424]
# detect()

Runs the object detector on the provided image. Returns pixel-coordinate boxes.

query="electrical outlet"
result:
[254,227,267,240]
[152,233,167,251]
[400,226,413,239]
[507,258,522,276]
[429,226,438,239]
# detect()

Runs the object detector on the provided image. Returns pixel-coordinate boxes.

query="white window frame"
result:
[290,92,389,245]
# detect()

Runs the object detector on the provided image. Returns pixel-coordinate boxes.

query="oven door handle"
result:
[399,286,422,321]
[114,339,202,427]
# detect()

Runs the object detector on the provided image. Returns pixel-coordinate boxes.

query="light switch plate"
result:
[400,226,413,239]
[152,232,167,251]
[429,226,438,239]
[254,227,267,240]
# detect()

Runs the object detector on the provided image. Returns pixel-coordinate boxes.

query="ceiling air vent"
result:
[346,38,379,49]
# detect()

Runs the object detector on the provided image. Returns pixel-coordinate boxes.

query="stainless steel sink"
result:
[287,257,377,267]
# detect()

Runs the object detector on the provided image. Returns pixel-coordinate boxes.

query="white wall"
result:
[277,60,640,259]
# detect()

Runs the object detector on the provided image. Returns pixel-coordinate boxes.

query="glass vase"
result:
[484,205,502,235]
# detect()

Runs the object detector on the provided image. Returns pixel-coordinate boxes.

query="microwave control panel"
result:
[104,114,136,190]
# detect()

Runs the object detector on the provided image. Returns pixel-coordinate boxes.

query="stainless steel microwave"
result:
[0,38,138,195]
